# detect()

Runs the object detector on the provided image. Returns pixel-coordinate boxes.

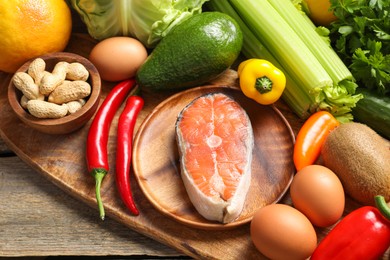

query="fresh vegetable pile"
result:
[2,0,390,258]
[79,1,390,256]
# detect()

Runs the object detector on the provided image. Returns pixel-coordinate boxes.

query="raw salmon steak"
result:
[175,92,254,223]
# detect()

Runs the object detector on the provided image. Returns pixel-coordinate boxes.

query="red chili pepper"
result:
[116,95,144,216]
[311,195,390,260]
[293,111,340,171]
[86,79,136,220]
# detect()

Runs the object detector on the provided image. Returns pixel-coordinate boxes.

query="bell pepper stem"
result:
[255,76,273,94]
[91,169,107,220]
[375,195,390,221]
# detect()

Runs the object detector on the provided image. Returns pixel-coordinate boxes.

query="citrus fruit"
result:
[305,0,337,27]
[0,0,72,73]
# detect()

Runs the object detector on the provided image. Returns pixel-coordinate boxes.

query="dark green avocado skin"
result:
[136,11,243,91]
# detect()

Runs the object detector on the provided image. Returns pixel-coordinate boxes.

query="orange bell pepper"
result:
[293,110,339,171]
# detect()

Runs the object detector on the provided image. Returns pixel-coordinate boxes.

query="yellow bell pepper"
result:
[238,59,286,105]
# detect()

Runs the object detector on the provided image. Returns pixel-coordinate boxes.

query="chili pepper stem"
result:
[375,195,390,221]
[91,169,107,220]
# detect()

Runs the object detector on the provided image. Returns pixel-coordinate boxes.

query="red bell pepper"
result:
[311,195,390,260]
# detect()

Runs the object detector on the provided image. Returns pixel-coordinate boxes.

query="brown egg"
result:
[250,204,317,260]
[89,36,148,82]
[290,165,345,227]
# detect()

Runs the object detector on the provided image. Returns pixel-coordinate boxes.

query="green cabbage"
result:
[70,0,209,48]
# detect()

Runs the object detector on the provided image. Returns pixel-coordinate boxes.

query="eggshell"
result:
[290,165,345,227]
[89,37,148,82]
[250,204,317,260]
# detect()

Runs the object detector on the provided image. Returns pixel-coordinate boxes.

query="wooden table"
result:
[0,138,187,259]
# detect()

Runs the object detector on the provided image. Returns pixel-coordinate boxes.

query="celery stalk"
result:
[229,0,333,91]
[207,0,315,117]
[208,0,363,122]
[267,0,353,84]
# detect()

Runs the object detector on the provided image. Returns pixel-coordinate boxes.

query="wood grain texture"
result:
[0,138,12,155]
[0,156,185,258]
[0,33,389,259]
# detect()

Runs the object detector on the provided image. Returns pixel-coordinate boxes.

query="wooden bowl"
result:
[8,52,101,135]
[133,85,295,230]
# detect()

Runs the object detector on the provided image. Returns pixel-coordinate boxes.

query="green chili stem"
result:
[91,169,107,221]
[255,76,273,94]
[375,195,390,221]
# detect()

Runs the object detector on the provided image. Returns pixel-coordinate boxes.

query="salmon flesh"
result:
[175,92,254,223]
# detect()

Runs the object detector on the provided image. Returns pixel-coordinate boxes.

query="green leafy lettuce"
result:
[70,0,209,48]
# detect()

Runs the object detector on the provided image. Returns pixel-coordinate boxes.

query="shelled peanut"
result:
[12,58,91,119]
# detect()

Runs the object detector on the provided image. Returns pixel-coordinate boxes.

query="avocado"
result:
[136,12,243,91]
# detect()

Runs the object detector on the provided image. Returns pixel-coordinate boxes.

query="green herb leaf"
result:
[350,40,390,94]
[329,0,390,94]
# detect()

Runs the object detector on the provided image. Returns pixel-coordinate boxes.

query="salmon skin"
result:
[175,92,254,223]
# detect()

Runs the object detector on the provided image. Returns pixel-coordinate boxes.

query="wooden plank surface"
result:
[0,138,11,155]
[0,138,186,258]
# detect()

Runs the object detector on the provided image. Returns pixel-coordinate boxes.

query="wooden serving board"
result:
[0,34,388,259]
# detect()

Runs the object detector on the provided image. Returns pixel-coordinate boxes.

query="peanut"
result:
[15,58,92,119]
[39,61,69,95]
[27,100,68,119]
[66,62,89,81]
[28,58,46,85]
[20,95,29,109]
[66,99,86,114]
[12,72,44,100]
[20,93,45,109]
[48,80,91,104]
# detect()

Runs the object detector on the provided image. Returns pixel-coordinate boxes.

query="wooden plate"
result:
[133,85,295,230]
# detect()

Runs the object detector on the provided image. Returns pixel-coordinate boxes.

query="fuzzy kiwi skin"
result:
[321,122,390,206]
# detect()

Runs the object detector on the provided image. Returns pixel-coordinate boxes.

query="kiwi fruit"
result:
[321,122,390,206]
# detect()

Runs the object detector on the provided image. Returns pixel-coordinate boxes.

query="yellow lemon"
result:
[0,0,72,73]
[305,0,337,27]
